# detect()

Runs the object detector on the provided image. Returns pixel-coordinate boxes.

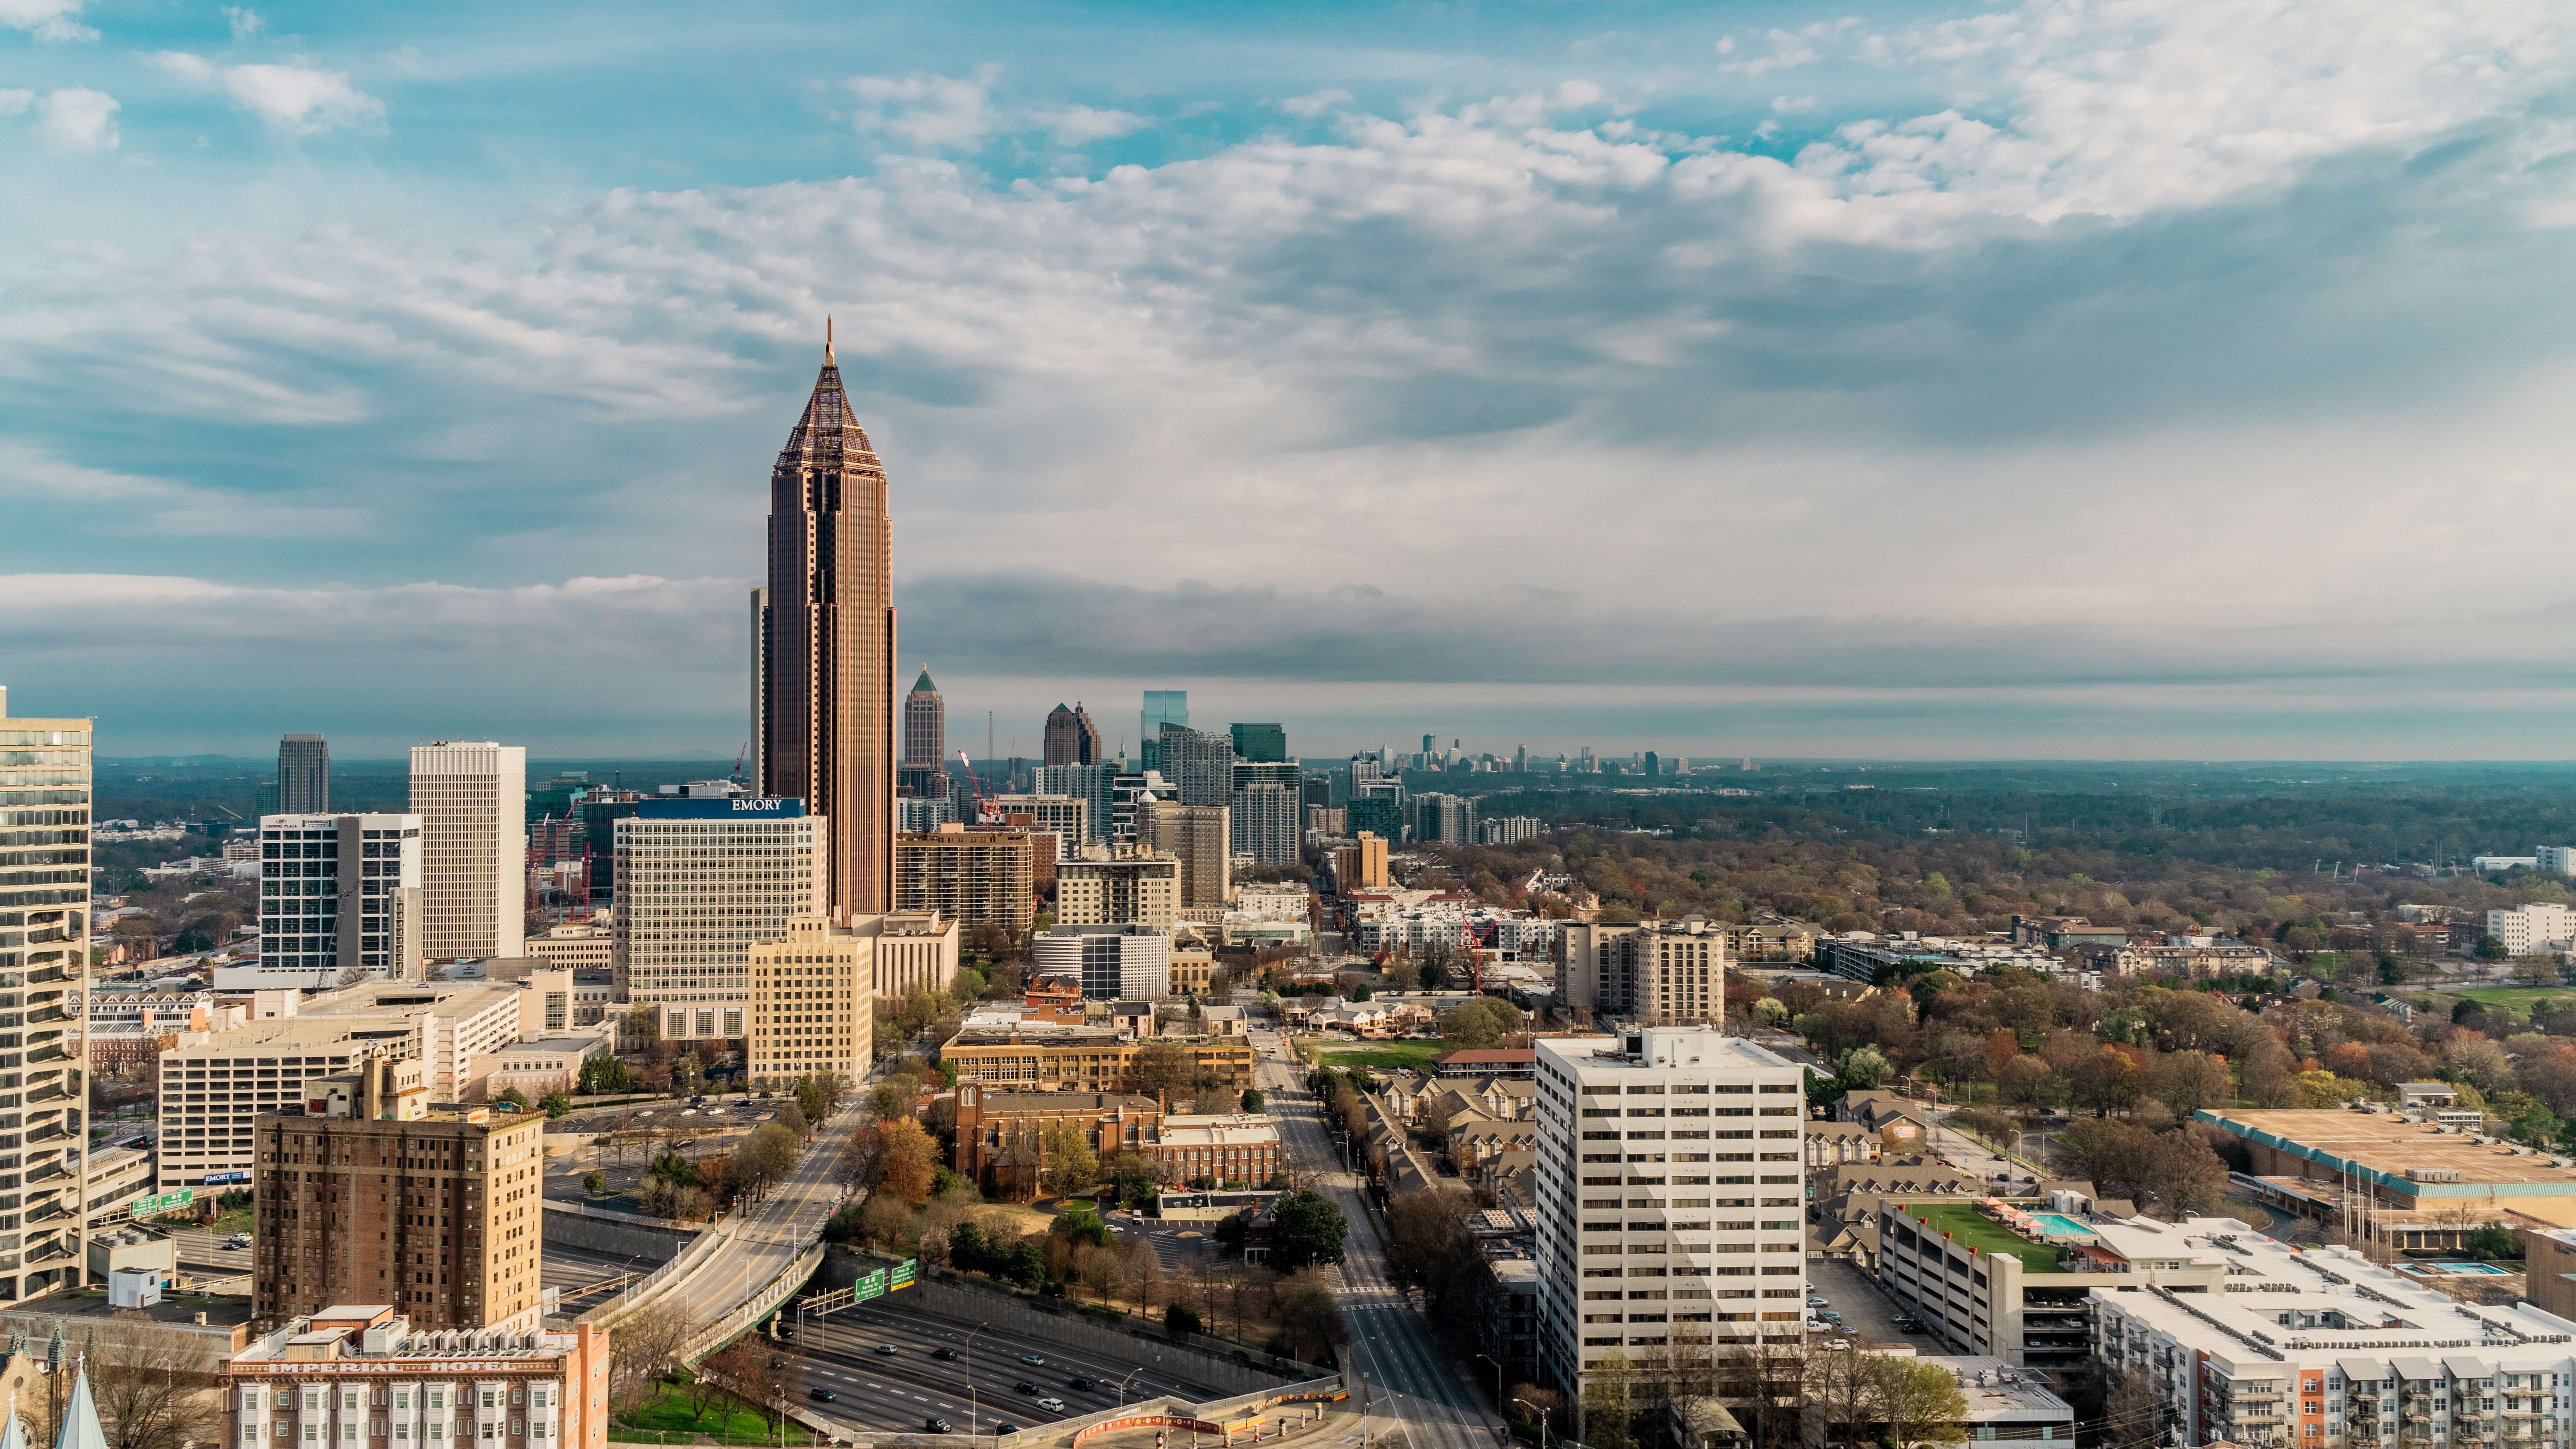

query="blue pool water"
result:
[2432,1262,2508,1275]
[2027,1213,2098,1237]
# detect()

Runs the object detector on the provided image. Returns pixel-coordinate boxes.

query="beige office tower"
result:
[0,687,93,1299]
[757,331,897,921]
[1561,919,1727,1027]
[893,827,1034,934]
[1054,848,1181,931]
[409,741,527,962]
[614,801,828,1031]
[746,917,874,1088]
[1141,801,1231,912]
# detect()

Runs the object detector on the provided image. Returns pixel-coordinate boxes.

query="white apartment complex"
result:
[1534,1028,1808,1401]
[2487,904,2576,957]
[410,742,527,962]
[1562,920,1729,1026]
[2097,1225,2576,1449]
[1032,924,1172,1001]
[247,813,423,986]
[612,798,827,1022]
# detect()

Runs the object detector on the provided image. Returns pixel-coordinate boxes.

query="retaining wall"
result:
[818,1249,1316,1399]
[540,1200,696,1262]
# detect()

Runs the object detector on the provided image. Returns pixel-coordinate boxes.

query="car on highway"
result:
[875,1344,899,1355]
[1068,1376,1096,1391]
[992,1425,1019,1436]
[1015,1381,1038,1395]
[228,1233,252,1249]
[1807,1296,1828,1307]
[1021,1353,1045,1366]
[1035,1398,1066,1413]
[808,1388,837,1402]
[933,1347,959,1360]
[924,1419,952,1434]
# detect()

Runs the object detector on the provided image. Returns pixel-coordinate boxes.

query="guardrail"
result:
[580,1216,738,1329]
[681,1243,824,1365]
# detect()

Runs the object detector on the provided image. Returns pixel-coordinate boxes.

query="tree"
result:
[1042,1119,1101,1198]
[1384,959,1421,993]
[1268,1190,1348,1271]
[1582,1349,1640,1449]
[1128,1040,1197,1097]
[2149,1050,2233,1120]
[1241,1088,1265,1114]
[2137,1129,2230,1220]
[85,1322,221,1449]
[2469,1221,2520,1260]
[540,1090,572,1118]
[1275,1269,1347,1361]
[877,1117,940,1205]
[1881,1357,1970,1449]
[496,1086,532,1110]
[2477,934,2510,961]
[733,1122,804,1200]
[606,1303,692,1421]
[583,1170,606,1196]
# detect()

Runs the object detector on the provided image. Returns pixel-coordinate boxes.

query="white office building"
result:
[245,813,424,985]
[0,689,94,1301]
[409,740,527,962]
[1031,923,1171,1001]
[1533,1027,1808,1402]
[613,797,827,1030]
[2542,846,2576,877]
[2488,904,2576,956]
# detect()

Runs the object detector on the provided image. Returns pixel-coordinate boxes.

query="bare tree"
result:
[87,1322,222,1449]
[606,1303,693,1423]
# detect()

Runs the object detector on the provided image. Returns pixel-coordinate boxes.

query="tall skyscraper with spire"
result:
[903,667,944,767]
[756,323,896,920]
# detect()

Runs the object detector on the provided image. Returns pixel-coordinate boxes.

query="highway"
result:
[784,1293,1219,1436]
[1252,1021,1497,1449]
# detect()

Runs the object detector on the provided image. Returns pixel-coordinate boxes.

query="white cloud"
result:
[0,443,360,535]
[223,5,265,41]
[847,67,1000,148]
[33,87,117,150]
[0,0,94,42]
[151,52,384,134]
[0,89,30,115]
[1276,89,1354,119]
[1044,103,1146,145]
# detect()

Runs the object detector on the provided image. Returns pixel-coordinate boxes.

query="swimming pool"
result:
[2027,1213,2098,1237]
[2428,1262,2509,1275]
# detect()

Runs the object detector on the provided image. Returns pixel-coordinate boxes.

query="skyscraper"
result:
[0,687,92,1301]
[1141,801,1230,912]
[757,327,896,921]
[408,740,526,962]
[1043,703,1104,766]
[252,812,423,984]
[904,667,945,767]
[1228,723,1286,763]
[278,733,329,813]
[1158,724,1236,807]
[613,798,826,1018]
[1139,690,1188,770]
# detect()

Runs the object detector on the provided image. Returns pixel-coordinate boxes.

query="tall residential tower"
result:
[409,741,526,962]
[756,330,896,921]
[0,687,92,1301]
[278,733,329,813]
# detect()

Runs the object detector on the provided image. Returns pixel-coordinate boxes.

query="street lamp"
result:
[1511,1398,1549,1449]
[1117,1367,1147,1408]
[1474,1355,1505,1421]
[965,1321,992,1437]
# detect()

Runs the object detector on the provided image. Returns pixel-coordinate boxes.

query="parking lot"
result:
[1805,1256,1946,1351]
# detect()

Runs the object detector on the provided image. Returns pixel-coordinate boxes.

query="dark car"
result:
[992,1425,1020,1437]
[1015,1381,1038,1395]
[924,1420,952,1434]
[875,1344,898,1355]
[933,1347,959,1361]
[808,1388,837,1403]
[776,1326,795,1340]
[1021,1353,1045,1366]
[1068,1377,1096,1391]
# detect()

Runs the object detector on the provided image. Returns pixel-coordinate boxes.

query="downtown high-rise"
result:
[1043,702,1105,766]
[756,331,896,921]
[409,740,527,962]
[0,688,92,1300]
[278,732,329,813]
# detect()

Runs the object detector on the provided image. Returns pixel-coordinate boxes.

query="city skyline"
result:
[10,2,2576,758]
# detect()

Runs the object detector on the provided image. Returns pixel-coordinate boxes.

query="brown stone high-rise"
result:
[758,325,896,919]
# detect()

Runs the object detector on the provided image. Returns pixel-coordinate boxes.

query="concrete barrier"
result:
[541,1199,698,1262]
[817,1250,1317,1398]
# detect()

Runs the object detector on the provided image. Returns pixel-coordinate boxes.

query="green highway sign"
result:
[889,1259,915,1291]
[128,1189,195,1218]
[853,1270,886,1303]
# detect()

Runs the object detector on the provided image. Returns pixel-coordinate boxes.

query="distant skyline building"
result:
[1158,724,1236,808]
[757,329,897,921]
[1234,781,1301,867]
[1229,723,1286,763]
[1141,801,1230,913]
[1139,689,1188,770]
[408,740,525,962]
[1413,791,1477,845]
[1036,762,1117,844]
[1043,702,1106,766]
[903,666,945,768]
[278,732,329,813]
[894,826,1035,935]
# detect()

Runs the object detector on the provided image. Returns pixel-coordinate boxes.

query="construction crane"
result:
[955,749,995,825]
[731,741,749,787]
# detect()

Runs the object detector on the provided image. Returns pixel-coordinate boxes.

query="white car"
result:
[1034,1398,1067,1413]
[1805,1318,1830,1333]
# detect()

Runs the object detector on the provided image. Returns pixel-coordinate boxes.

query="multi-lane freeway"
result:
[1251,1021,1499,1449]
[784,1294,1219,1436]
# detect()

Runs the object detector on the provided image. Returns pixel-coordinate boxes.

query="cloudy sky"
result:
[7,0,2576,760]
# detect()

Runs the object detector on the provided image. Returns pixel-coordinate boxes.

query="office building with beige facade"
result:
[1334,832,1390,892]
[1056,847,1181,931]
[228,1310,609,1449]
[410,742,527,963]
[1141,802,1230,915]
[613,798,825,1043]
[1561,919,1727,1026]
[746,916,872,1087]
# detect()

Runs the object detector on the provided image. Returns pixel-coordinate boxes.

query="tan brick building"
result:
[228,1307,609,1449]
[894,827,1034,934]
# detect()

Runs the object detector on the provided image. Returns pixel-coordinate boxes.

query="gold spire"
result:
[825,314,835,364]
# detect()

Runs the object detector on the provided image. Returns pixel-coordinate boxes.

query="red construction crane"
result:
[955,749,995,825]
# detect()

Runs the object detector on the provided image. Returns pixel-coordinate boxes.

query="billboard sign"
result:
[128,1189,195,1218]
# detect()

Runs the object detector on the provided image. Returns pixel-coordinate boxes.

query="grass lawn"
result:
[1311,1040,1444,1071]
[615,1384,810,1445]
[1904,1202,2067,1274]
[2439,987,2576,1018]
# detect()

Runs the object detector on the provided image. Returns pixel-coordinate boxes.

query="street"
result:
[1252,1023,1498,1449]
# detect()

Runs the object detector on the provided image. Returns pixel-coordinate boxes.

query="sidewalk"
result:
[1060,1398,1362,1449]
